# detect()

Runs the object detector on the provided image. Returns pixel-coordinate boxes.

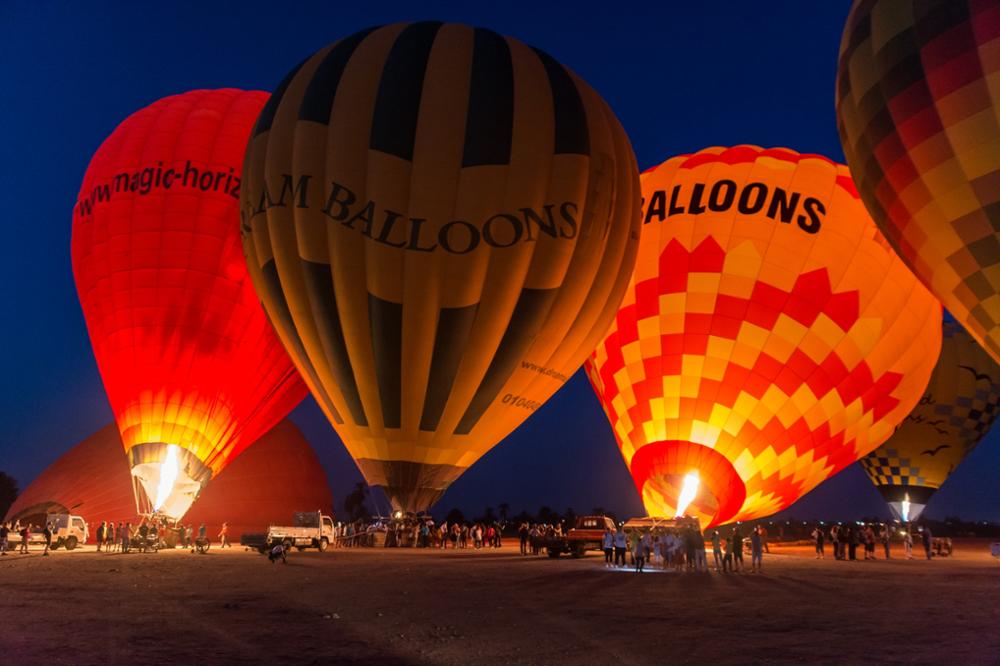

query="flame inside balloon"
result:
[675,473,700,518]
[154,445,180,512]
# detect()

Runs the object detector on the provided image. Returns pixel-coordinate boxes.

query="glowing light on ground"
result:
[675,472,700,518]
[154,444,180,511]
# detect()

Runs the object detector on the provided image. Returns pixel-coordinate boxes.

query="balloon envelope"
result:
[4,419,333,542]
[861,321,999,521]
[586,146,942,528]
[837,0,1000,363]
[72,89,307,520]
[241,22,641,512]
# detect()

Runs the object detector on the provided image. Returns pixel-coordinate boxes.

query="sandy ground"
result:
[1,540,998,665]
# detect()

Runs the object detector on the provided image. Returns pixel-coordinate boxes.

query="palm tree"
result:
[343,482,370,522]
[0,471,17,520]
[498,502,510,523]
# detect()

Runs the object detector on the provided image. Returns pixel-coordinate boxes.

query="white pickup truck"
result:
[5,514,89,551]
[241,511,335,553]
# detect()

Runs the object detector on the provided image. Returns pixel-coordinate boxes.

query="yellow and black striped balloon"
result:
[861,322,1000,521]
[241,22,641,511]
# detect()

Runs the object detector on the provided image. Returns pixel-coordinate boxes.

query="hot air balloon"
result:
[72,89,308,520]
[4,419,333,543]
[861,321,999,522]
[836,0,1000,363]
[585,146,942,528]
[241,22,641,512]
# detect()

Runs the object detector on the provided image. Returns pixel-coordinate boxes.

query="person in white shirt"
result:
[602,527,614,567]
[613,526,627,567]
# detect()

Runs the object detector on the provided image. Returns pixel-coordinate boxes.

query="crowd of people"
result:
[808,522,941,561]
[608,525,713,573]
[592,524,770,574]
[0,514,960,569]
[0,516,232,555]
[0,520,52,555]
[331,519,508,549]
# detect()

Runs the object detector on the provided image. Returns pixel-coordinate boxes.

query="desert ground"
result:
[1,539,998,665]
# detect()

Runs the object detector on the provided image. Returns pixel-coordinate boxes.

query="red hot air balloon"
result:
[71,89,307,520]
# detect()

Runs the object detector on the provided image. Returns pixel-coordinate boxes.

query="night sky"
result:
[2,2,997,522]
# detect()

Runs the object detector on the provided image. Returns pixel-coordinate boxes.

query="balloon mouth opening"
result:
[876,485,935,523]
[354,458,465,513]
[629,441,745,528]
[129,442,210,520]
[889,499,926,523]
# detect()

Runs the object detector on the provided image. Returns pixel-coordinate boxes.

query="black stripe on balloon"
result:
[531,47,589,156]
[420,303,478,431]
[260,261,343,424]
[254,56,309,138]
[300,261,368,427]
[455,288,557,435]
[461,28,514,167]
[369,21,443,161]
[875,485,935,505]
[298,26,381,123]
[369,293,404,429]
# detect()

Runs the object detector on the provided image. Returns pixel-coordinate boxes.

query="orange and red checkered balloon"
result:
[585,146,942,527]
[837,0,1000,363]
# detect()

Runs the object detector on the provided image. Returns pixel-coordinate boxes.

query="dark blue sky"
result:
[2,2,996,522]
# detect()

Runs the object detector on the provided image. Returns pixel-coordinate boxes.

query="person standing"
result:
[692,529,708,572]
[921,526,933,560]
[879,523,891,559]
[749,525,763,573]
[830,524,841,560]
[722,531,734,573]
[602,527,614,567]
[485,524,495,549]
[122,522,131,553]
[811,524,825,559]
[0,522,8,555]
[847,525,857,561]
[903,530,913,559]
[732,527,744,573]
[518,523,529,555]
[711,530,723,572]
[613,525,627,567]
[758,524,770,554]
[218,522,230,549]
[43,522,53,556]
[634,530,649,573]
[96,521,105,552]
[438,522,448,549]
[20,523,31,554]
[684,528,697,572]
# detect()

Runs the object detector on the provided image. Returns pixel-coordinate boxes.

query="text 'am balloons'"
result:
[586,146,942,528]
[241,22,641,512]
[861,321,999,522]
[837,0,1000,363]
[72,89,308,520]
